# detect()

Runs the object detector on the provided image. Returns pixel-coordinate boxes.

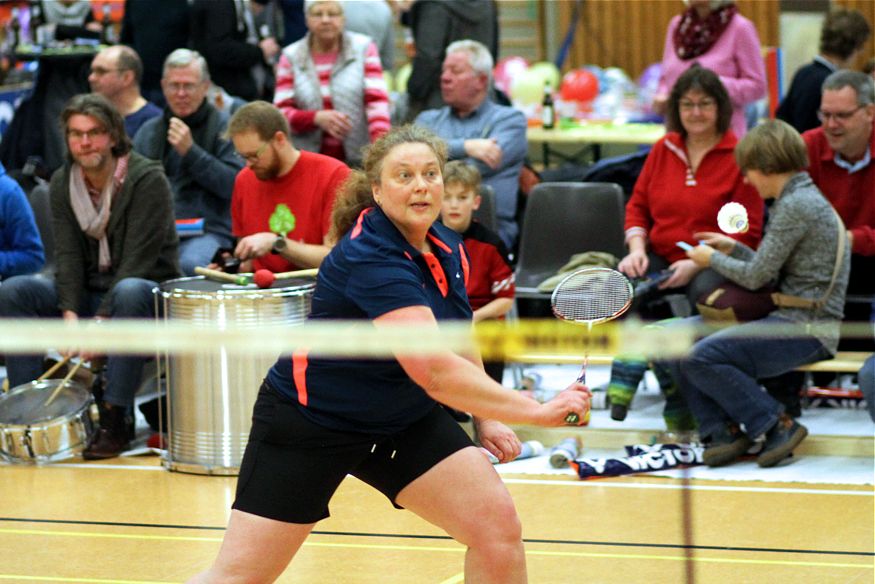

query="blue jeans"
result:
[859,355,875,423]
[0,275,158,407]
[661,315,831,440]
[178,233,234,276]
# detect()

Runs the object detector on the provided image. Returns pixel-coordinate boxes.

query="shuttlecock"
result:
[718,202,749,234]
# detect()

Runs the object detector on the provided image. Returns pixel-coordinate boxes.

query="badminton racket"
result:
[551,268,634,423]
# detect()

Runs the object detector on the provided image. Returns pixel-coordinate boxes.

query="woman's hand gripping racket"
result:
[551,268,634,424]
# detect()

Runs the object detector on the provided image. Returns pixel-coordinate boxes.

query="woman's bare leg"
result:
[188,510,315,584]
[396,446,527,583]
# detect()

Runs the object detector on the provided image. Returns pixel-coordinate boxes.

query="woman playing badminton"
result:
[190,125,590,584]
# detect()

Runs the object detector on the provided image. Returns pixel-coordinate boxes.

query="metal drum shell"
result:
[156,276,314,475]
[0,380,95,464]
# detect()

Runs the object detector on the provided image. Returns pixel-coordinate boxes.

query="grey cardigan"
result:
[710,172,850,354]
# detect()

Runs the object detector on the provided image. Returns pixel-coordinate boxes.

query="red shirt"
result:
[803,126,875,256]
[461,221,515,311]
[625,131,763,263]
[231,151,350,272]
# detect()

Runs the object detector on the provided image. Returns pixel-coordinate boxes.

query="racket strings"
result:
[552,271,632,323]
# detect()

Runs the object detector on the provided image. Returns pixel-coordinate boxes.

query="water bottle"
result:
[549,437,581,468]
[518,440,544,460]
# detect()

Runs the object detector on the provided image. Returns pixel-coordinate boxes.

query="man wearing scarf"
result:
[134,49,243,276]
[0,93,180,459]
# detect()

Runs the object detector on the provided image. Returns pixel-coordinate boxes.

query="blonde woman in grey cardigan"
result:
[674,120,850,468]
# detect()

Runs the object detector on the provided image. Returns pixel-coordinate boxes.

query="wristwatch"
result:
[270,235,286,255]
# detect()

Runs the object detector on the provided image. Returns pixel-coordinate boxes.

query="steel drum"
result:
[0,379,95,463]
[155,276,314,475]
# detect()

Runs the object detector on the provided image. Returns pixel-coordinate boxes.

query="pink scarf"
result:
[68,155,129,272]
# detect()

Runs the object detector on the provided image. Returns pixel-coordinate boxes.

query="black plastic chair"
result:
[514,182,625,299]
[26,181,55,276]
[473,184,498,234]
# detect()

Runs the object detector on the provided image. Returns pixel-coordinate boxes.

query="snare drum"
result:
[155,276,314,475]
[0,379,95,464]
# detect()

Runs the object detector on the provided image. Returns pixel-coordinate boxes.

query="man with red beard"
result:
[0,93,180,459]
[227,101,350,273]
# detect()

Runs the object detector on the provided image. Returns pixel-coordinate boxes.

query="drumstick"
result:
[43,359,83,407]
[273,268,318,279]
[194,266,251,285]
[36,355,73,381]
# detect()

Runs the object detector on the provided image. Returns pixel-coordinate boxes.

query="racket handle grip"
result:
[564,409,591,426]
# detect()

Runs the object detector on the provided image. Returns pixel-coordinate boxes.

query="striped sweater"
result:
[274,31,390,166]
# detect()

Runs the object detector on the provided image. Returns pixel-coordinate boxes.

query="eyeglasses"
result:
[238,141,269,164]
[165,82,201,94]
[308,9,343,19]
[817,106,864,123]
[679,98,717,112]
[67,128,108,141]
[89,66,126,76]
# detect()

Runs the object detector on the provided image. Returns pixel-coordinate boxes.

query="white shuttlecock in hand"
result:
[718,202,749,234]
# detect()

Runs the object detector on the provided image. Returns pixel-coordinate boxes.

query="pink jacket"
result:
[657,12,767,138]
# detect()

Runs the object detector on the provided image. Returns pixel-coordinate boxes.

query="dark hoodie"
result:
[405,0,499,119]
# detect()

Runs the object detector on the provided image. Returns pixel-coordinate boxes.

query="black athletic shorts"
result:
[232,381,475,524]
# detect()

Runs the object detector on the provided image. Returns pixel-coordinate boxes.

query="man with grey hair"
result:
[764,70,874,413]
[804,70,875,344]
[134,49,243,275]
[88,44,162,138]
[415,39,527,249]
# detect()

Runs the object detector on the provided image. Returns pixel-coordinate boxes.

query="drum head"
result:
[158,275,315,294]
[0,380,91,425]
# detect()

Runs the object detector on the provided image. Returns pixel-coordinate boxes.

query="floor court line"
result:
[2,521,872,558]
[2,519,872,557]
[20,463,874,496]
[2,527,872,569]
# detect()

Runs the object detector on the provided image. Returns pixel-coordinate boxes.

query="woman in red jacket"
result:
[621,64,763,308]
[608,65,764,424]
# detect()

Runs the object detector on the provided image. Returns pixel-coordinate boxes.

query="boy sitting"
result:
[441,161,515,384]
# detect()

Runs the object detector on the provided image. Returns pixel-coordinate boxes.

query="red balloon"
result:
[560,69,599,103]
[254,269,275,289]
[493,56,529,94]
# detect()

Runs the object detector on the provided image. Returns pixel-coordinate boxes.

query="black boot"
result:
[83,403,131,460]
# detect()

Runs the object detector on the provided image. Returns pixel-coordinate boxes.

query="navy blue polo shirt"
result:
[266,207,473,434]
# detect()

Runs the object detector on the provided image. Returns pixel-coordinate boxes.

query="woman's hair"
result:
[665,65,732,138]
[227,100,291,141]
[734,119,808,175]
[820,8,871,61]
[329,125,448,242]
[304,0,343,15]
[61,93,132,160]
[443,161,481,192]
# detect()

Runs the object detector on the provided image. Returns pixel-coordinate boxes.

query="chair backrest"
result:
[26,181,55,275]
[473,184,498,234]
[515,182,625,294]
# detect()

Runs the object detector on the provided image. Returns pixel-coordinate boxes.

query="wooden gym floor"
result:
[0,453,872,583]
